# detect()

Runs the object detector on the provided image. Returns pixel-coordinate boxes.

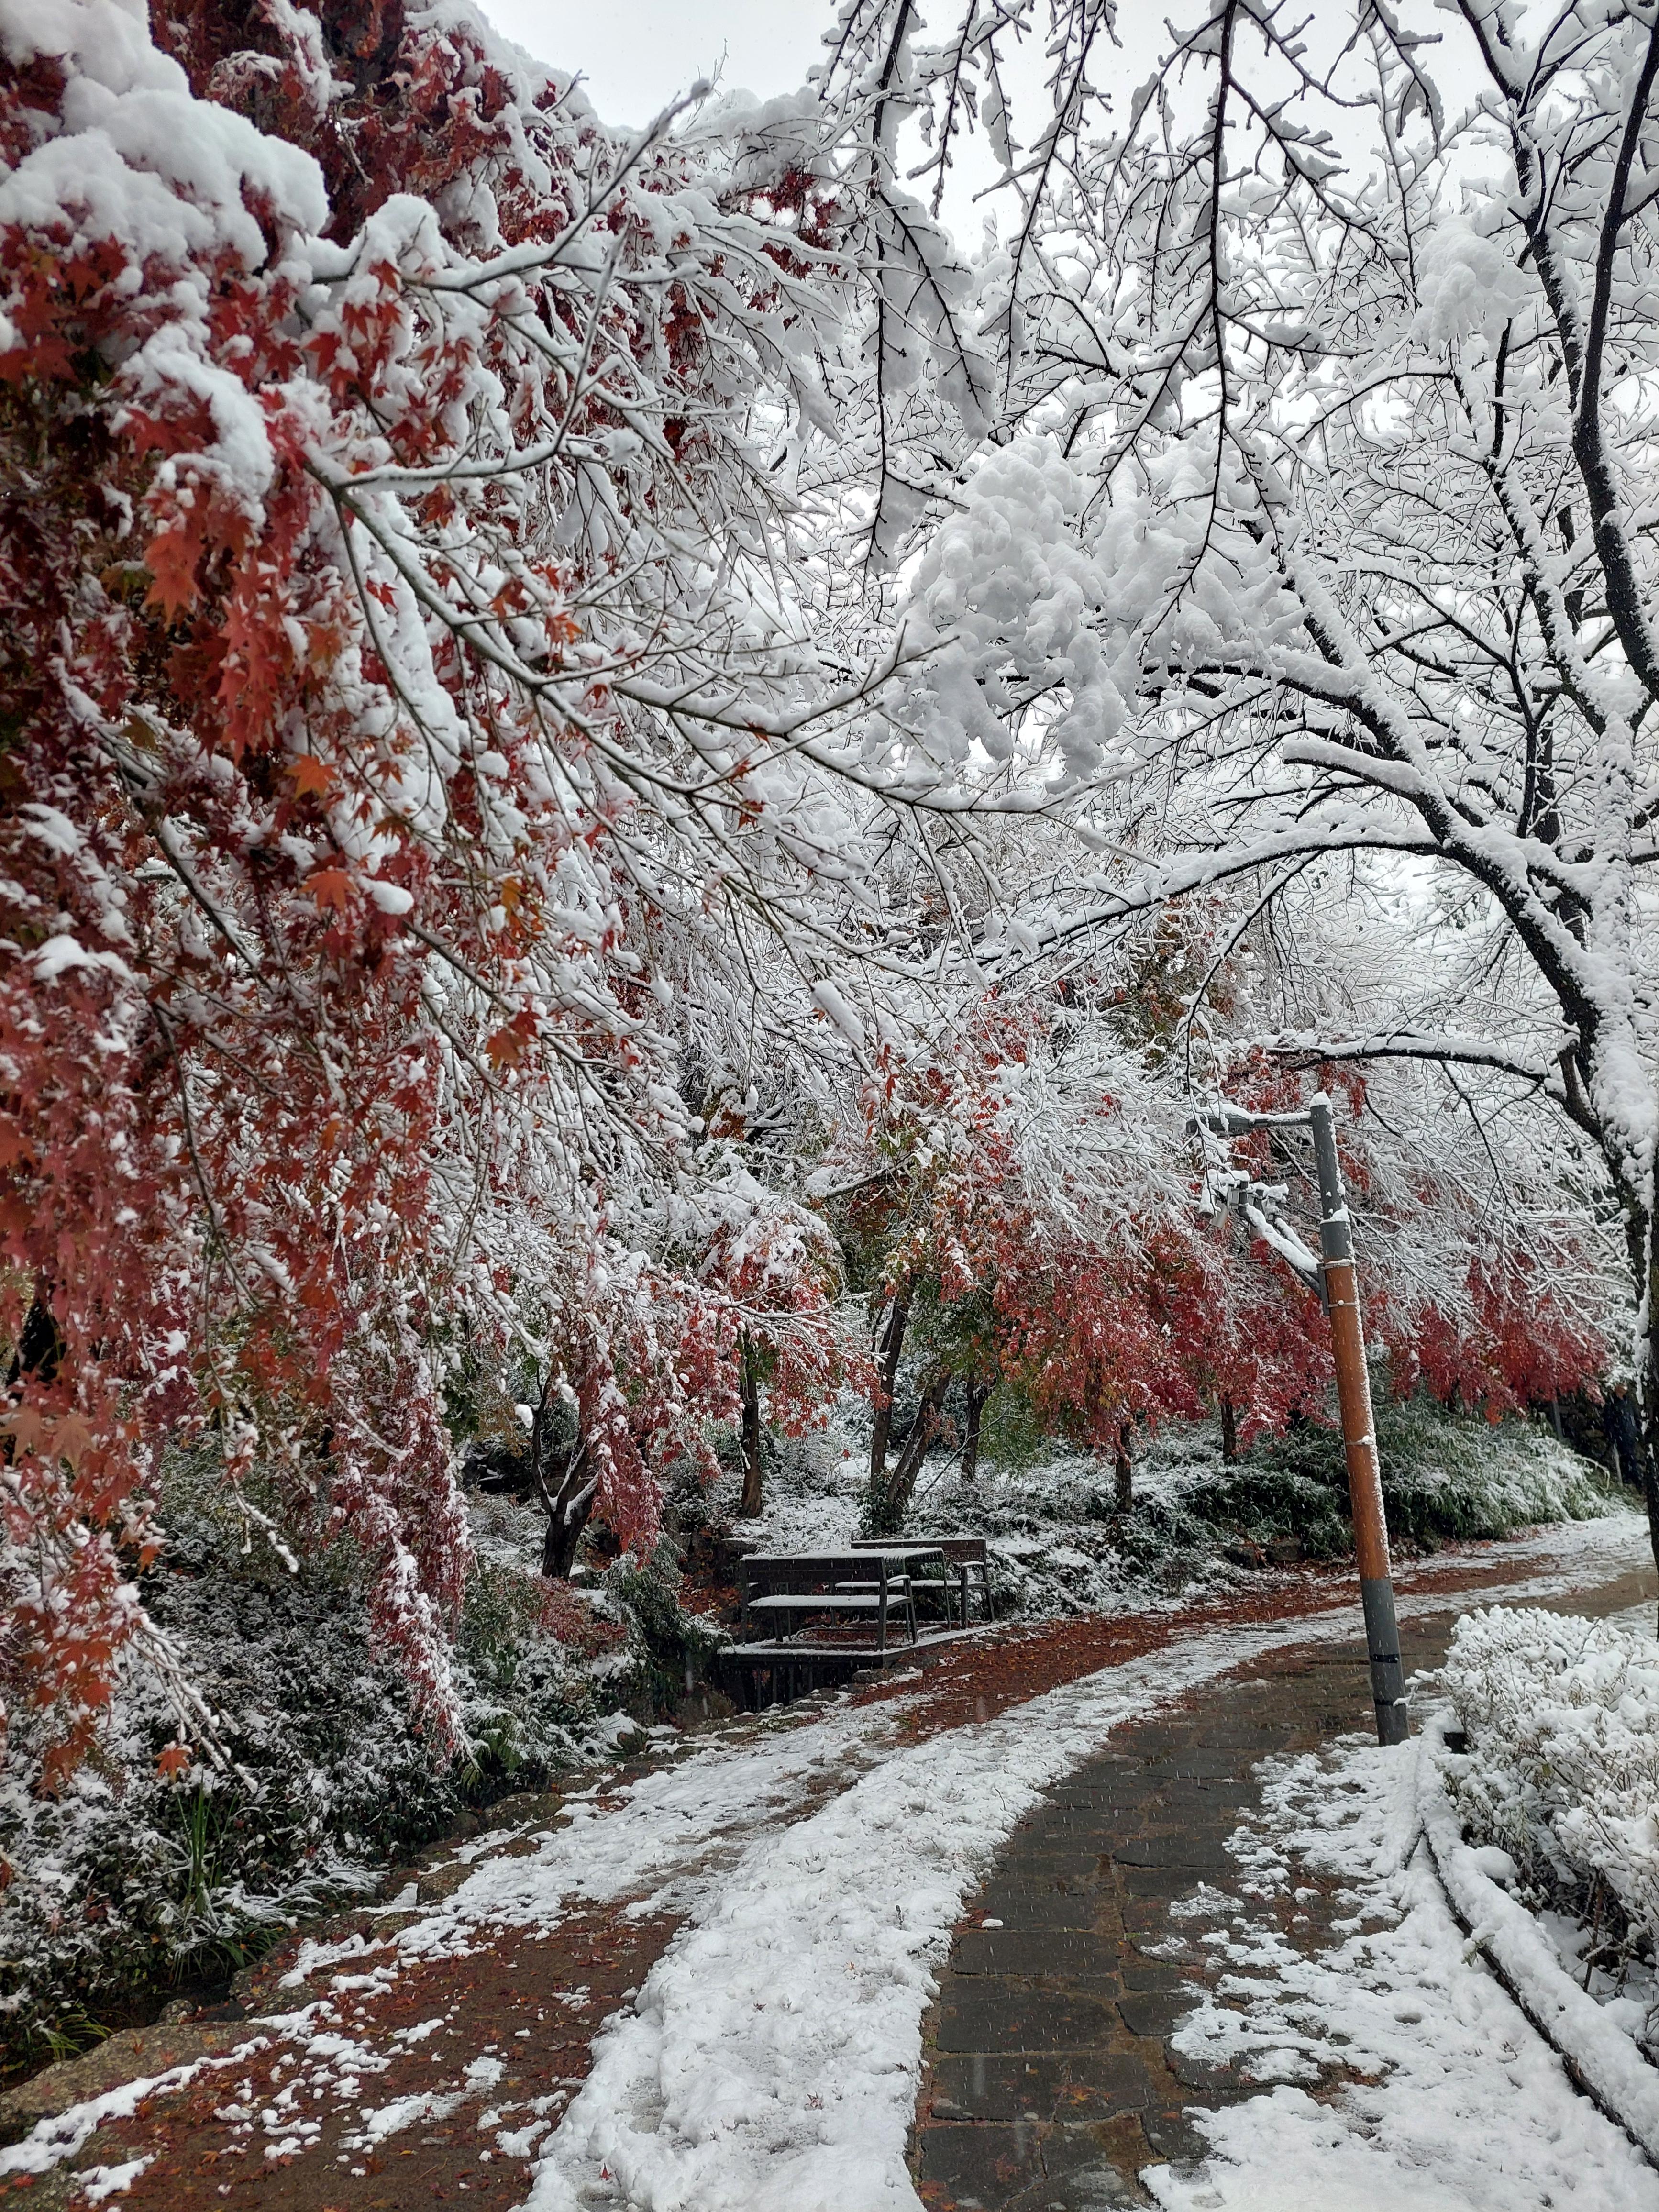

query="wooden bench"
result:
[738,1547,946,1652]
[852,1535,993,1626]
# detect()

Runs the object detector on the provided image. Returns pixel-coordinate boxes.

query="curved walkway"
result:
[911,1560,1659,2211]
[3,1525,1651,2212]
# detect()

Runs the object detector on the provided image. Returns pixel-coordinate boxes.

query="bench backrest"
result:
[740,1551,929,1595]
[851,1534,986,1564]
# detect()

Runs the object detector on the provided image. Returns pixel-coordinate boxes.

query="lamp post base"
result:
[1361,1572,1410,1745]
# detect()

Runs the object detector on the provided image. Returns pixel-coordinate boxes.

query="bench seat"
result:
[746,1592,897,1613]
[849,1537,993,1626]
[834,1577,949,1604]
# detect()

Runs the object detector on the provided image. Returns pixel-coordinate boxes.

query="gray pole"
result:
[1307,1094,1409,1745]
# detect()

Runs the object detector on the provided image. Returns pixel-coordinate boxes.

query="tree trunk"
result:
[738,1333,764,1518]
[873,1364,951,1533]
[540,1448,597,1579]
[1622,1204,1659,1634]
[961,1379,990,1484]
[1114,1421,1134,1515]
[1641,1293,1659,1637]
[866,1284,911,1493]
[11,1291,62,1385]
[1638,1427,1659,1637]
[529,1374,597,1579]
[1219,1395,1239,1465]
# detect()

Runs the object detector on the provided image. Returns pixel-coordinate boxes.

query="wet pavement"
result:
[910,1563,1659,2210]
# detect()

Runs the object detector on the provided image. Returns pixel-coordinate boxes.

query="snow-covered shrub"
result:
[1,1562,413,2068]
[1441,1606,1659,1985]
[1260,1398,1610,1552]
[0,1477,669,2070]
[732,1400,1618,1620]
[989,1404,1608,1604]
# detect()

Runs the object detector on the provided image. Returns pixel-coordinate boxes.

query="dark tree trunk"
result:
[739,1334,764,1518]
[1626,1208,1659,1634]
[873,1364,951,1533]
[1641,1326,1659,1638]
[867,1286,912,1493]
[1114,1422,1134,1515]
[540,1450,597,1579]
[528,1374,597,1580]
[9,1290,62,1387]
[961,1380,990,1484]
[1219,1395,1239,1464]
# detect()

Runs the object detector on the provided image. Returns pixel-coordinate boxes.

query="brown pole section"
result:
[1308,1095,1409,1744]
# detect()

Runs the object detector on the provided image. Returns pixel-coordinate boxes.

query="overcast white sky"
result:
[475,0,1473,232]
[482,0,826,127]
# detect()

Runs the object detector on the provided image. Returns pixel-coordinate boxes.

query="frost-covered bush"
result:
[1442,1606,1659,1978]
[0,1480,675,2070]
[1260,1398,1611,1551]
[1,1563,423,2067]
[733,1399,1618,1619]
[934,1405,1614,1612]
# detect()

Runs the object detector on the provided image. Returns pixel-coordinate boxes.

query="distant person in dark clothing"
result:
[1606,1381,1647,1486]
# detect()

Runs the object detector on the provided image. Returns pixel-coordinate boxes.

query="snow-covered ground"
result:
[3,1510,1648,2209]
[524,1515,1659,2211]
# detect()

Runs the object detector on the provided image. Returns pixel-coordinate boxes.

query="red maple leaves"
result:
[0,0,828,1775]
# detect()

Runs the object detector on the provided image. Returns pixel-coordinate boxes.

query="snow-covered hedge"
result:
[0,1482,690,2073]
[1441,1605,1659,2001]
[733,1401,1620,1619]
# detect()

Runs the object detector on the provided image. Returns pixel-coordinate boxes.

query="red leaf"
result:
[485,1010,537,1069]
[144,520,202,621]
[305,867,356,914]
[289,754,335,798]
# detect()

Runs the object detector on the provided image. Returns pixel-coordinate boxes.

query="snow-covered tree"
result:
[0,0,892,1770]
[822,0,1658,1547]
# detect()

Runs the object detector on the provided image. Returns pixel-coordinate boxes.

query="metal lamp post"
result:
[1202,1092,1409,1747]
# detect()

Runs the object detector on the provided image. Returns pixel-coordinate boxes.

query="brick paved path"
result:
[911,1562,1659,2211]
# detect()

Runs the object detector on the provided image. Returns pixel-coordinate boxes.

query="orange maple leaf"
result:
[144,521,202,621]
[52,1413,92,1467]
[485,1011,537,1069]
[305,867,355,914]
[288,754,336,799]
[0,1405,44,1454]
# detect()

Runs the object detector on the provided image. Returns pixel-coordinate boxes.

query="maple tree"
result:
[837,969,1609,1538]
[837,995,1250,1528]
[817,0,1644,1529]
[0,0,883,1773]
[696,1162,857,1518]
